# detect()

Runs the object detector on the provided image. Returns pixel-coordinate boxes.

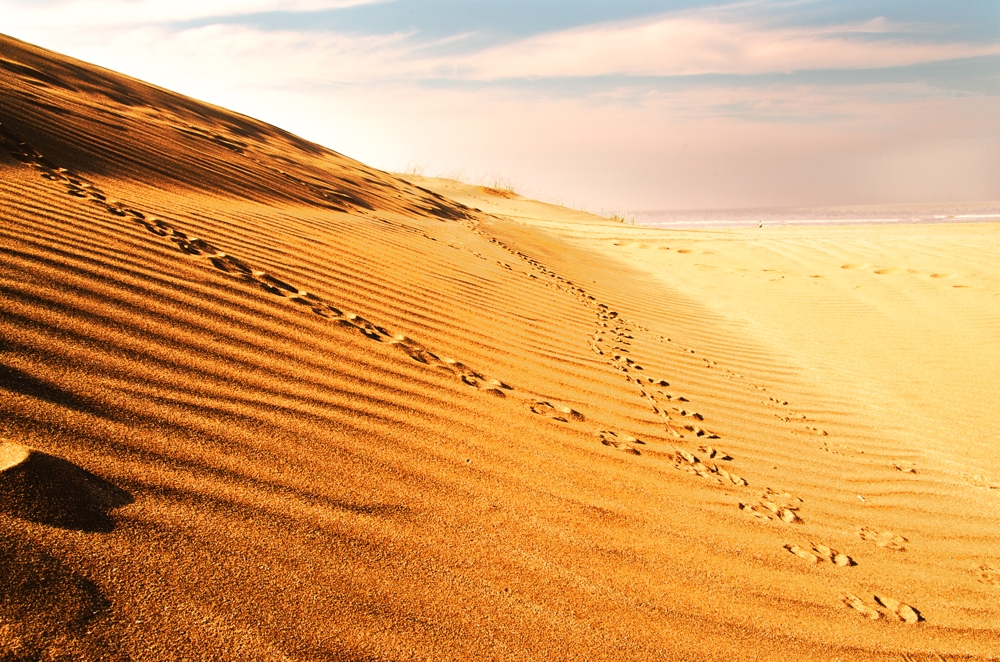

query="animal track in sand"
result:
[975,564,1000,586]
[843,594,922,623]
[858,528,907,551]
[596,430,644,455]
[472,230,713,441]
[873,595,923,623]
[740,489,803,524]
[477,229,784,502]
[673,447,746,486]
[679,421,718,438]
[0,122,512,398]
[530,401,585,423]
[697,445,732,461]
[783,543,854,566]
[843,594,881,620]
[463,200,763,489]
[962,473,1000,491]
[476,219,843,503]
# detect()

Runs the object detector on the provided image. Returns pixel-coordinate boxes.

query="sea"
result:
[627,204,1000,230]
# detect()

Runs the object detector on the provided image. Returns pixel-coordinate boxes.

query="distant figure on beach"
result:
[758,220,763,228]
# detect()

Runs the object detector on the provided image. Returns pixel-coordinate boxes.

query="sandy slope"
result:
[1,34,998,661]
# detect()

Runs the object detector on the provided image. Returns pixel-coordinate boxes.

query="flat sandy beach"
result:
[1,35,998,660]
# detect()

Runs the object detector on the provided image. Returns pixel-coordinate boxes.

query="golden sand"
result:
[1,33,998,660]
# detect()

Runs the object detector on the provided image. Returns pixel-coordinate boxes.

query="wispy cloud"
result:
[448,14,1000,79]
[2,1,998,209]
[2,0,382,29]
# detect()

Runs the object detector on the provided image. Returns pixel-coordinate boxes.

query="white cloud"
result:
[9,5,996,88]
[2,0,381,30]
[447,15,1000,79]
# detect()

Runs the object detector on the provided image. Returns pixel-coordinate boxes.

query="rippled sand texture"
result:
[2,34,999,661]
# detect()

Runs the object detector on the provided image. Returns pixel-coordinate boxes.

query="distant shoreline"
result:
[628,206,1000,230]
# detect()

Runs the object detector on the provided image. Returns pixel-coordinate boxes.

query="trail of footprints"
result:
[461,230,805,517]
[467,228,722,443]
[0,121,935,625]
[462,224,818,501]
[0,121,508,397]
[841,262,970,289]
[713,360,830,439]
[675,337,833,444]
[461,225,795,501]
[460,219,942,625]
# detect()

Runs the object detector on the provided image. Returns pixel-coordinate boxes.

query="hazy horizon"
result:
[5,0,999,212]
[627,200,1000,229]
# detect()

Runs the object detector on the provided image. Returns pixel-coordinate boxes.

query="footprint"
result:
[596,431,643,455]
[974,564,1000,586]
[697,445,732,461]
[843,593,926,624]
[256,272,299,295]
[783,543,854,566]
[784,544,821,563]
[962,473,1000,491]
[843,594,882,620]
[858,528,907,551]
[873,267,907,275]
[676,449,746,486]
[209,254,253,275]
[929,273,954,279]
[746,489,803,523]
[530,401,584,423]
[873,594,923,623]
[891,460,916,474]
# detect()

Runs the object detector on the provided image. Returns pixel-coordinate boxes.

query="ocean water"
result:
[628,205,1000,230]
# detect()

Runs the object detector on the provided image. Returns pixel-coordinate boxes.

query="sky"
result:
[3,1,999,212]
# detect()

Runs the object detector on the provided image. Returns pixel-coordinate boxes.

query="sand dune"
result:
[1,33,998,660]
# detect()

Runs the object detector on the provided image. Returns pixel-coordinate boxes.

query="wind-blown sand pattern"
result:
[1,34,999,660]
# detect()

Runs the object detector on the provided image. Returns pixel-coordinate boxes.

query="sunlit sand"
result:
[1,34,998,660]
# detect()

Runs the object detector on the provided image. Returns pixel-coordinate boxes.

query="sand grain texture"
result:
[1,34,998,661]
